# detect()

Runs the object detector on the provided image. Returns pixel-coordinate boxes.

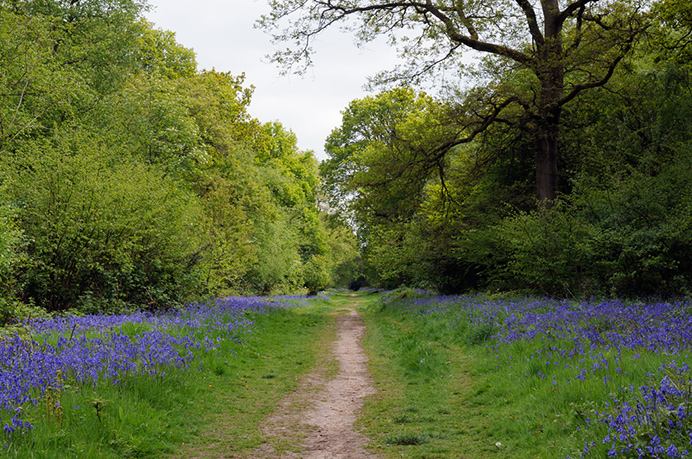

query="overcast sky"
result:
[144,0,402,161]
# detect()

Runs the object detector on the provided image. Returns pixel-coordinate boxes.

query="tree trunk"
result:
[535,0,563,207]
[535,120,559,205]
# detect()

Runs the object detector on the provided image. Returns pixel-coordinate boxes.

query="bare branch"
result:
[267,1,536,71]
[422,1,535,65]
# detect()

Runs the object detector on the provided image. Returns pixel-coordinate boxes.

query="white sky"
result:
[144,0,403,161]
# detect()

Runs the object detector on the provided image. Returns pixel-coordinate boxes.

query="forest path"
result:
[247,307,378,458]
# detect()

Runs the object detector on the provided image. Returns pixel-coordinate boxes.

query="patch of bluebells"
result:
[270,291,331,307]
[379,294,692,456]
[0,296,287,439]
[597,361,692,457]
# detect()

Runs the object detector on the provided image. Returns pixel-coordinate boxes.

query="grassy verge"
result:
[3,297,335,458]
[358,297,501,459]
[169,303,336,458]
[358,291,692,458]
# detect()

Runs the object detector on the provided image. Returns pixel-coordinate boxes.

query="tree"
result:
[322,88,473,289]
[261,0,650,205]
[2,0,149,94]
[321,87,438,222]
[0,9,89,152]
[252,121,331,293]
[0,0,153,154]
[132,20,197,79]
[652,0,692,63]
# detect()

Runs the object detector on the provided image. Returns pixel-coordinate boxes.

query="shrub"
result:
[487,144,692,298]
[6,134,207,311]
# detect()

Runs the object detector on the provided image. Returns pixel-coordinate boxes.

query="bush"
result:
[6,134,208,311]
[0,201,23,324]
[303,254,331,294]
[486,144,692,298]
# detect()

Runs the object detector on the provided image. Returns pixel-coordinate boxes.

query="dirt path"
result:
[252,308,377,458]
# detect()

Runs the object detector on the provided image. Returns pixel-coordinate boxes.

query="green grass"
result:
[9,290,675,458]
[355,294,692,458]
[357,304,593,458]
[357,297,564,458]
[3,298,336,458]
[358,303,501,458]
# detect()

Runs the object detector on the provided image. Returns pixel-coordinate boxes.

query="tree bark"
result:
[535,119,559,205]
[534,0,564,206]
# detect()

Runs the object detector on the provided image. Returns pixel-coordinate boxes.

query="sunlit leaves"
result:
[132,20,197,79]
[321,87,443,222]
[5,132,207,311]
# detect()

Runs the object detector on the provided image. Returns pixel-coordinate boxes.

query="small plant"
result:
[90,397,109,422]
[599,363,692,456]
[385,431,430,446]
[467,324,495,345]
[392,413,412,424]
[213,363,226,376]
[44,370,64,422]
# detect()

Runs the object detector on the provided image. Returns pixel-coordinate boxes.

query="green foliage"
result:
[324,219,361,288]
[484,150,692,297]
[322,87,444,224]
[6,132,207,311]
[264,0,652,204]
[0,200,23,323]
[3,0,148,95]
[244,121,332,294]
[93,74,202,169]
[302,254,331,294]
[0,0,347,317]
[320,42,692,299]
[477,61,692,297]
[132,20,197,79]
[489,204,597,296]
[244,213,302,295]
[653,0,692,63]
[0,9,92,151]
[322,88,469,290]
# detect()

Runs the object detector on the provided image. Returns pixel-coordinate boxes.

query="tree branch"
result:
[301,1,536,67]
[421,0,535,65]
[558,0,597,26]
[451,1,479,39]
[564,5,586,56]
[514,0,545,45]
[559,37,637,106]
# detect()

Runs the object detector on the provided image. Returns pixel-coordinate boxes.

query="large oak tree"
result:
[260,0,650,205]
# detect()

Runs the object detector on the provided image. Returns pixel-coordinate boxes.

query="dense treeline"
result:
[0,0,358,319]
[3,0,691,318]
[319,0,692,298]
